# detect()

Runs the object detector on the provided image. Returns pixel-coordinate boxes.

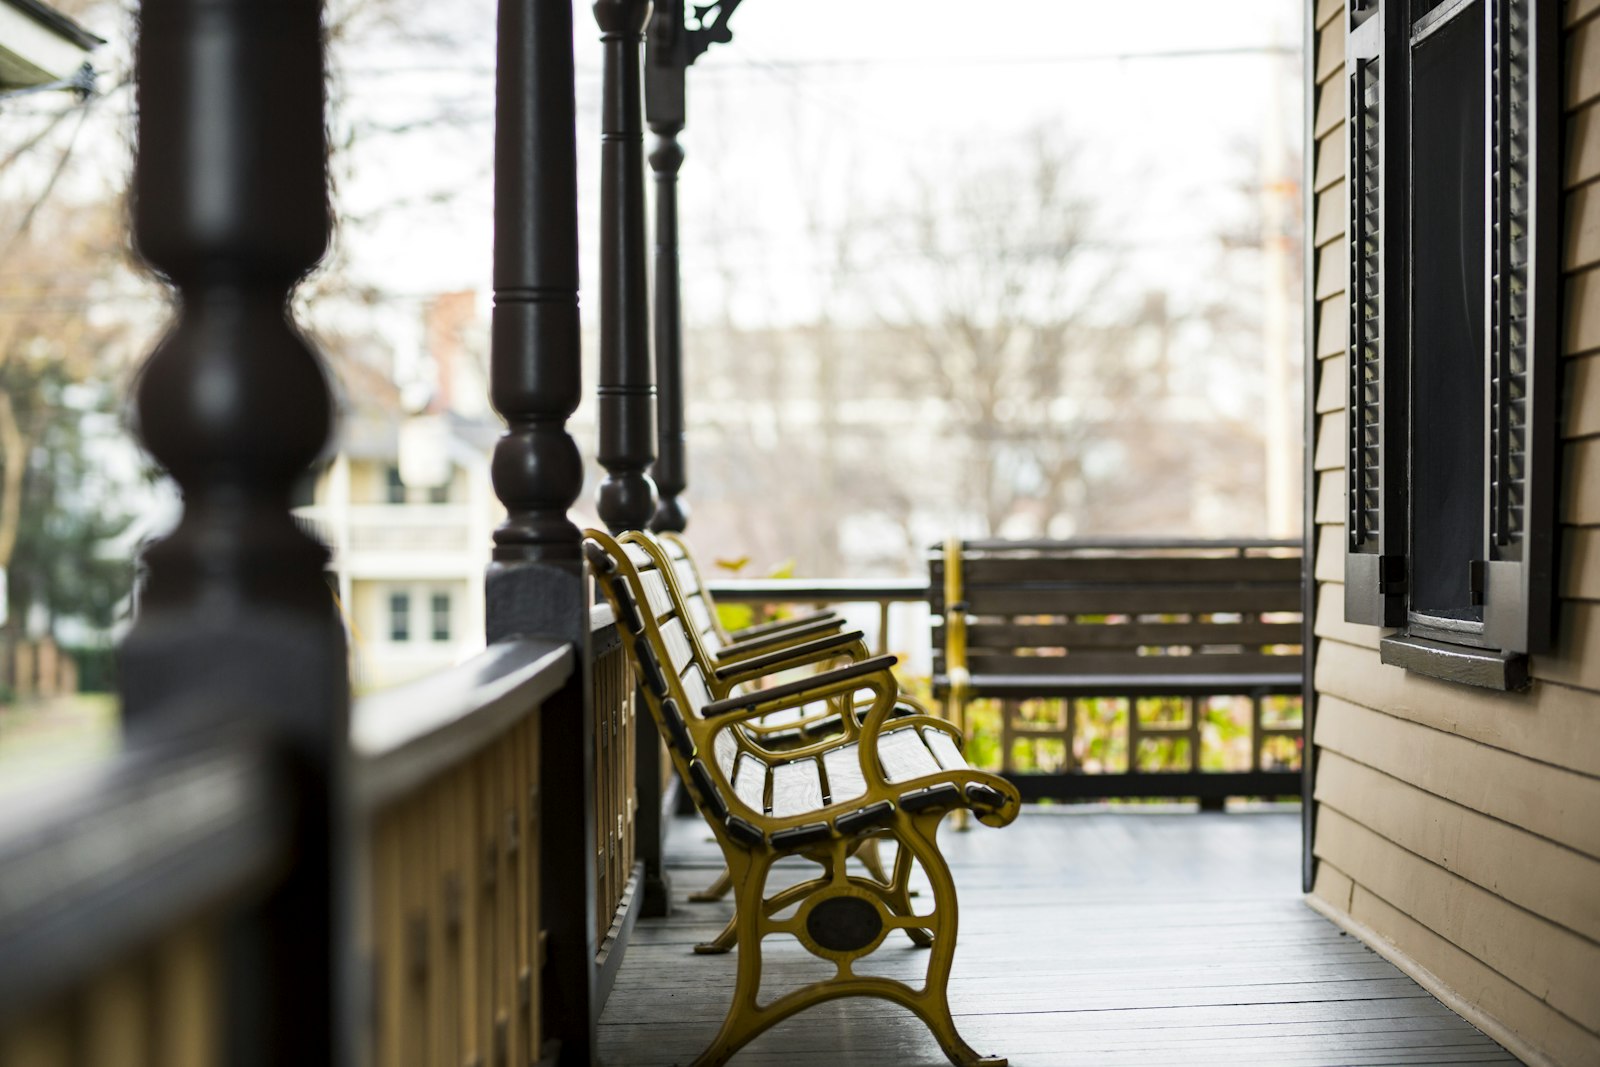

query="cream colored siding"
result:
[1307,4,1600,1064]
[349,459,389,505]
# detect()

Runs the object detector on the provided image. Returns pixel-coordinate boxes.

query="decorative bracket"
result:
[685,0,746,65]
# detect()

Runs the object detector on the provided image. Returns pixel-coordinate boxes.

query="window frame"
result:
[388,590,412,643]
[430,591,452,643]
[1341,0,1560,689]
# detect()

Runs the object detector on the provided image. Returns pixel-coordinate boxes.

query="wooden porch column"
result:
[485,1,598,1062]
[647,4,689,533]
[595,0,672,923]
[594,0,659,534]
[120,0,348,1061]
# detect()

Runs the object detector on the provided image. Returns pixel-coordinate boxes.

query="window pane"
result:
[431,592,451,642]
[386,466,406,504]
[1410,2,1486,619]
[389,591,411,642]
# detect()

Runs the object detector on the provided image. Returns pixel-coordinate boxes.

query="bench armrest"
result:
[704,654,898,719]
[726,610,839,642]
[713,616,844,662]
[714,630,867,685]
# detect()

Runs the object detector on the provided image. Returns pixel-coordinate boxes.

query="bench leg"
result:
[689,865,733,902]
[888,816,1006,1065]
[692,821,1005,1067]
[884,835,934,948]
[855,836,891,884]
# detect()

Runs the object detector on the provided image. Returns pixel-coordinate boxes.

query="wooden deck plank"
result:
[598,811,1513,1065]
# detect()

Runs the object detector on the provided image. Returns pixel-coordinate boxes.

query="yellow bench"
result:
[586,529,1019,1067]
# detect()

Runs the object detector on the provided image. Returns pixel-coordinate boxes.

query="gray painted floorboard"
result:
[597,809,1518,1066]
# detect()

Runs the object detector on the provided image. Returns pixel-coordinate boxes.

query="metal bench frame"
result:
[587,529,1019,1067]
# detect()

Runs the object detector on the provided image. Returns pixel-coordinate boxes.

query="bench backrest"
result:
[585,531,745,819]
[930,538,1304,681]
[654,532,730,652]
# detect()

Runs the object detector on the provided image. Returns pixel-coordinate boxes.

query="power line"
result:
[337,44,1299,79]
[699,46,1301,70]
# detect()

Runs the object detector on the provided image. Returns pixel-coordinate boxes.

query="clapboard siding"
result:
[1306,6,1600,1064]
[1563,525,1600,596]
[1314,809,1600,1033]
[1315,638,1600,777]
[1571,15,1600,108]
[1567,354,1600,435]
[1327,879,1600,1067]
[1316,695,1600,858]
[1568,100,1600,188]
[1569,267,1600,352]
[1315,751,1600,934]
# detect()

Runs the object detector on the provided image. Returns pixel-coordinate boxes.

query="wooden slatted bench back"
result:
[931,538,1304,696]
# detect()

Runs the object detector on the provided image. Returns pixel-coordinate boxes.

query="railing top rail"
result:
[704,577,929,603]
[937,537,1303,553]
[0,733,289,1023]
[353,637,572,810]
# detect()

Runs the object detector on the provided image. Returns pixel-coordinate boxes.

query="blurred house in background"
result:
[295,292,501,691]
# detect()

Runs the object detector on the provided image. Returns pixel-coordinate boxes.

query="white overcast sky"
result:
[330,0,1304,332]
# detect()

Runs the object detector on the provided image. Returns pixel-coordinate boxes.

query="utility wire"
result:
[340,44,1297,77]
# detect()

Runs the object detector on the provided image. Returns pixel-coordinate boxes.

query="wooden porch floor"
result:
[598,809,1517,1066]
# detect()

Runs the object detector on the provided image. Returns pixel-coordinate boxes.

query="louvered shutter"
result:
[1483,0,1558,653]
[1343,0,1408,627]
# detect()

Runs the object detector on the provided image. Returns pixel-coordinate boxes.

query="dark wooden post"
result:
[596,0,675,920]
[647,4,689,534]
[485,1,598,1062]
[594,0,659,534]
[120,0,348,1061]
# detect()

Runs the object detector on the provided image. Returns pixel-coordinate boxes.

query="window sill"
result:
[1378,634,1529,691]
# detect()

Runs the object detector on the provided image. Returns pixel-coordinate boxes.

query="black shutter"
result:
[1344,0,1408,627]
[1483,0,1558,653]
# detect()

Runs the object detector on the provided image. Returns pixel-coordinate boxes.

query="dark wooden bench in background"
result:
[931,538,1305,806]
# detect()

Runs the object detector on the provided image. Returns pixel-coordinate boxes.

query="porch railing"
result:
[354,637,570,1067]
[0,629,648,1065]
[589,604,644,999]
[0,735,285,1065]
[707,542,1305,805]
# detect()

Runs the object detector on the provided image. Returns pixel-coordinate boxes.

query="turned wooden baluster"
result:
[486,1,600,1062]
[647,2,688,533]
[121,0,347,1060]
[594,0,659,534]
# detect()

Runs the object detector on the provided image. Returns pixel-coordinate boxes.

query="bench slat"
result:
[685,594,717,643]
[922,729,967,771]
[965,620,1303,650]
[733,753,767,812]
[771,759,825,818]
[966,651,1301,678]
[935,555,1303,585]
[822,745,867,804]
[957,672,1303,696]
[877,728,942,784]
[960,584,1302,616]
[661,617,694,672]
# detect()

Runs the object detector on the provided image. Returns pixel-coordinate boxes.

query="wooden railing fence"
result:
[0,737,286,1066]
[355,639,571,1067]
[589,604,646,1005]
